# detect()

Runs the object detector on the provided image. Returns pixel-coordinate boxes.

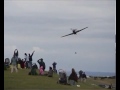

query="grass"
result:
[4,68,116,90]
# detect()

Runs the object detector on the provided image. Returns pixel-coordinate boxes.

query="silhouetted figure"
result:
[37,58,45,71]
[28,51,35,69]
[52,62,57,73]
[82,72,87,82]
[68,68,78,85]
[28,63,38,75]
[34,63,38,69]
[79,70,83,82]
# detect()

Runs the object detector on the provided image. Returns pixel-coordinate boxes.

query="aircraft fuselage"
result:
[73,30,77,34]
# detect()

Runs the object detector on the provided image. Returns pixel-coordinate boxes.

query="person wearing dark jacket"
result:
[82,72,87,82]
[68,68,78,85]
[29,51,35,69]
[79,70,83,82]
[14,49,19,58]
[52,62,57,73]
[58,72,67,85]
[37,58,45,71]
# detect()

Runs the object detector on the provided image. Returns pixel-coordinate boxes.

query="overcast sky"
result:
[4,0,116,73]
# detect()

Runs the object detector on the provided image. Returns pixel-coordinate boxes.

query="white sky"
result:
[4,0,116,73]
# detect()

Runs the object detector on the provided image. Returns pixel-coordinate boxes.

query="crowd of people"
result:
[57,68,87,86]
[4,49,58,76]
[4,49,87,86]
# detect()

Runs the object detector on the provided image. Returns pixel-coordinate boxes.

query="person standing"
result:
[14,49,19,68]
[37,58,45,71]
[11,55,18,73]
[24,53,29,69]
[21,59,25,69]
[52,62,57,73]
[29,51,35,69]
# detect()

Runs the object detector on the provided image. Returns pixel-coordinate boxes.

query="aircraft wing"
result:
[76,27,88,33]
[61,33,74,37]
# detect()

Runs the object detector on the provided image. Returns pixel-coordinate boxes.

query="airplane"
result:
[61,27,88,37]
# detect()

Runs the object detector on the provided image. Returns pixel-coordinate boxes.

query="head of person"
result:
[49,66,52,70]
[15,49,17,51]
[24,53,27,55]
[40,58,43,62]
[72,68,75,73]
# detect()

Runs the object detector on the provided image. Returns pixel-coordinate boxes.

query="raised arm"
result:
[31,51,35,56]
[37,59,40,63]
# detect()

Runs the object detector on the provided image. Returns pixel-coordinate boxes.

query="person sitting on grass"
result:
[47,66,53,77]
[57,72,67,85]
[28,63,38,75]
[40,66,53,77]
[82,72,87,82]
[68,68,78,86]
[79,70,83,82]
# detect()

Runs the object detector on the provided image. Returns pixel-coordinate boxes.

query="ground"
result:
[4,68,116,90]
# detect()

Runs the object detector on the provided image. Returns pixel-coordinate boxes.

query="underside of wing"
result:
[76,27,88,33]
[61,33,74,37]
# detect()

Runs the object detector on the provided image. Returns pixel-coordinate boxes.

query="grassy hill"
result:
[4,68,115,90]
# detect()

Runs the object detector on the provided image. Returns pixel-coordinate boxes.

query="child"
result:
[39,66,44,75]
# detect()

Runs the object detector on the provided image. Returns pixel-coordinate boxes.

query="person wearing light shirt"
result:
[11,55,18,73]
[24,53,29,69]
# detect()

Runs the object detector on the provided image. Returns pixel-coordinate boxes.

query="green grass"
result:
[4,68,115,90]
